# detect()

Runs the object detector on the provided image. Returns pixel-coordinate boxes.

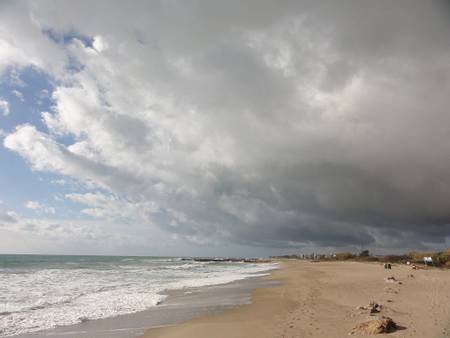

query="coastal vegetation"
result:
[272,248,450,267]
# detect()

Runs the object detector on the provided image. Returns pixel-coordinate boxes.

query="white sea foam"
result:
[0,256,277,337]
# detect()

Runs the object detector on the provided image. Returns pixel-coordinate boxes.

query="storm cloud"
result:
[2,0,450,253]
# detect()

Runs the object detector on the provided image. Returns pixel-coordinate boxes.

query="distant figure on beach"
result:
[384,263,392,269]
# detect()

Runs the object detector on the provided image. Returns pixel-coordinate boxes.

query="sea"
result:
[0,255,277,337]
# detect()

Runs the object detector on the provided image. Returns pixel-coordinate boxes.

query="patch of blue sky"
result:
[0,66,54,134]
[1,66,79,146]
[0,66,87,217]
[42,28,94,48]
[0,151,74,218]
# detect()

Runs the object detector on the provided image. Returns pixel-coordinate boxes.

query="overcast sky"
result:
[0,0,450,256]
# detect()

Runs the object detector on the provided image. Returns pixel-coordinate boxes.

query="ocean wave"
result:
[0,257,276,337]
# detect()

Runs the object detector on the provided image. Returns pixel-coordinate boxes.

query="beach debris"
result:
[349,316,397,335]
[357,301,382,314]
[384,276,402,284]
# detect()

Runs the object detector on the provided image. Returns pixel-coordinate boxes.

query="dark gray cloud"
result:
[2,0,450,253]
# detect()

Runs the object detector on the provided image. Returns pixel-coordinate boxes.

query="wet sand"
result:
[142,260,450,338]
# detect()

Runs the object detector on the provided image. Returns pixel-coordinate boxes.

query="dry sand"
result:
[142,260,450,338]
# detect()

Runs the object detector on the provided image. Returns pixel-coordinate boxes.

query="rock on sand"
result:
[350,316,397,335]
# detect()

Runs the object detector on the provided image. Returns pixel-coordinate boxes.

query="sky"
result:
[1,0,450,257]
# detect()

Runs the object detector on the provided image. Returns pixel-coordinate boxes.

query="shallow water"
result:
[0,255,277,337]
[15,276,279,338]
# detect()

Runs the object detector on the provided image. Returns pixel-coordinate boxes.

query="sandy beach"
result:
[142,260,450,338]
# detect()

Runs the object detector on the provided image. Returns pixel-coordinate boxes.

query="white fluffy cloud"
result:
[25,201,55,214]
[2,0,450,253]
[24,201,43,209]
[0,1,66,75]
[0,98,9,116]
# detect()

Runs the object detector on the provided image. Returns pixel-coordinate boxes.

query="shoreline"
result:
[141,260,450,338]
[9,260,450,338]
[12,268,278,338]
